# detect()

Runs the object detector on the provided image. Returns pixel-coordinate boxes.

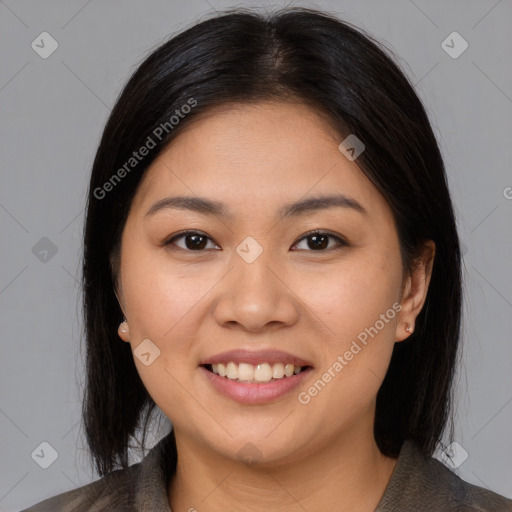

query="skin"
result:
[116,101,435,511]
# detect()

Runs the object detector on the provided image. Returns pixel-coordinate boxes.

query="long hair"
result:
[82,7,461,476]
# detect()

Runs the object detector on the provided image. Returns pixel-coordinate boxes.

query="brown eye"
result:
[292,231,347,251]
[165,231,219,251]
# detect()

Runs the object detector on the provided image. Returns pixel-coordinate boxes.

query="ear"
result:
[114,283,130,342]
[396,240,435,342]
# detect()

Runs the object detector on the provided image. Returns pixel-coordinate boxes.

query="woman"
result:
[23,7,512,511]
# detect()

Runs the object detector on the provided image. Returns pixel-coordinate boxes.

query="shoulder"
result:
[377,441,512,512]
[20,463,142,511]
[20,431,177,512]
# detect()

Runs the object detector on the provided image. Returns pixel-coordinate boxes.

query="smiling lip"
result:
[199,349,314,404]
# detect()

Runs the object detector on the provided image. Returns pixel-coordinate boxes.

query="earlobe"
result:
[118,320,130,342]
[396,320,414,342]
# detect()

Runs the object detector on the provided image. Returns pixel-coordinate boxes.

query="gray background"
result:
[1,0,511,510]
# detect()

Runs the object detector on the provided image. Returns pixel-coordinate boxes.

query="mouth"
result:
[199,350,314,404]
[200,363,313,404]
[201,362,313,383]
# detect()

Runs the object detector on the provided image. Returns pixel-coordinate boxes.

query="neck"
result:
[168,423,397,511]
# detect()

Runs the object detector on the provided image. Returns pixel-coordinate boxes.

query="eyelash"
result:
[163,230,348,253]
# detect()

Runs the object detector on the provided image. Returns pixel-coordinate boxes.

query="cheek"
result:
[128,274,195,334]
[121,240,207,340]
[297,249,403,341]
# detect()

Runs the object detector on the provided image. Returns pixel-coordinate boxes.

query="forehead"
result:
[130,101,389,221]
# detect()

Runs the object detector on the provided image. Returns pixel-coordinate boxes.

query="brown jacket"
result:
[21,432,512,511]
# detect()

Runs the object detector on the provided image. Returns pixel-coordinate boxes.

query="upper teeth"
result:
[211,362,303,382]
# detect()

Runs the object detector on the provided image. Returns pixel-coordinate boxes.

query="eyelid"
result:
[164,229,348,252]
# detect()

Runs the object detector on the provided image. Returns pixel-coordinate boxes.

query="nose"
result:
[212,250,300,333]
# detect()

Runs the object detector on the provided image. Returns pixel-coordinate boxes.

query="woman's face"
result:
[117,101,430,464]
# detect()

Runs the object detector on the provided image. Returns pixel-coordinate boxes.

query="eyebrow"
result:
[145,194,368,219]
